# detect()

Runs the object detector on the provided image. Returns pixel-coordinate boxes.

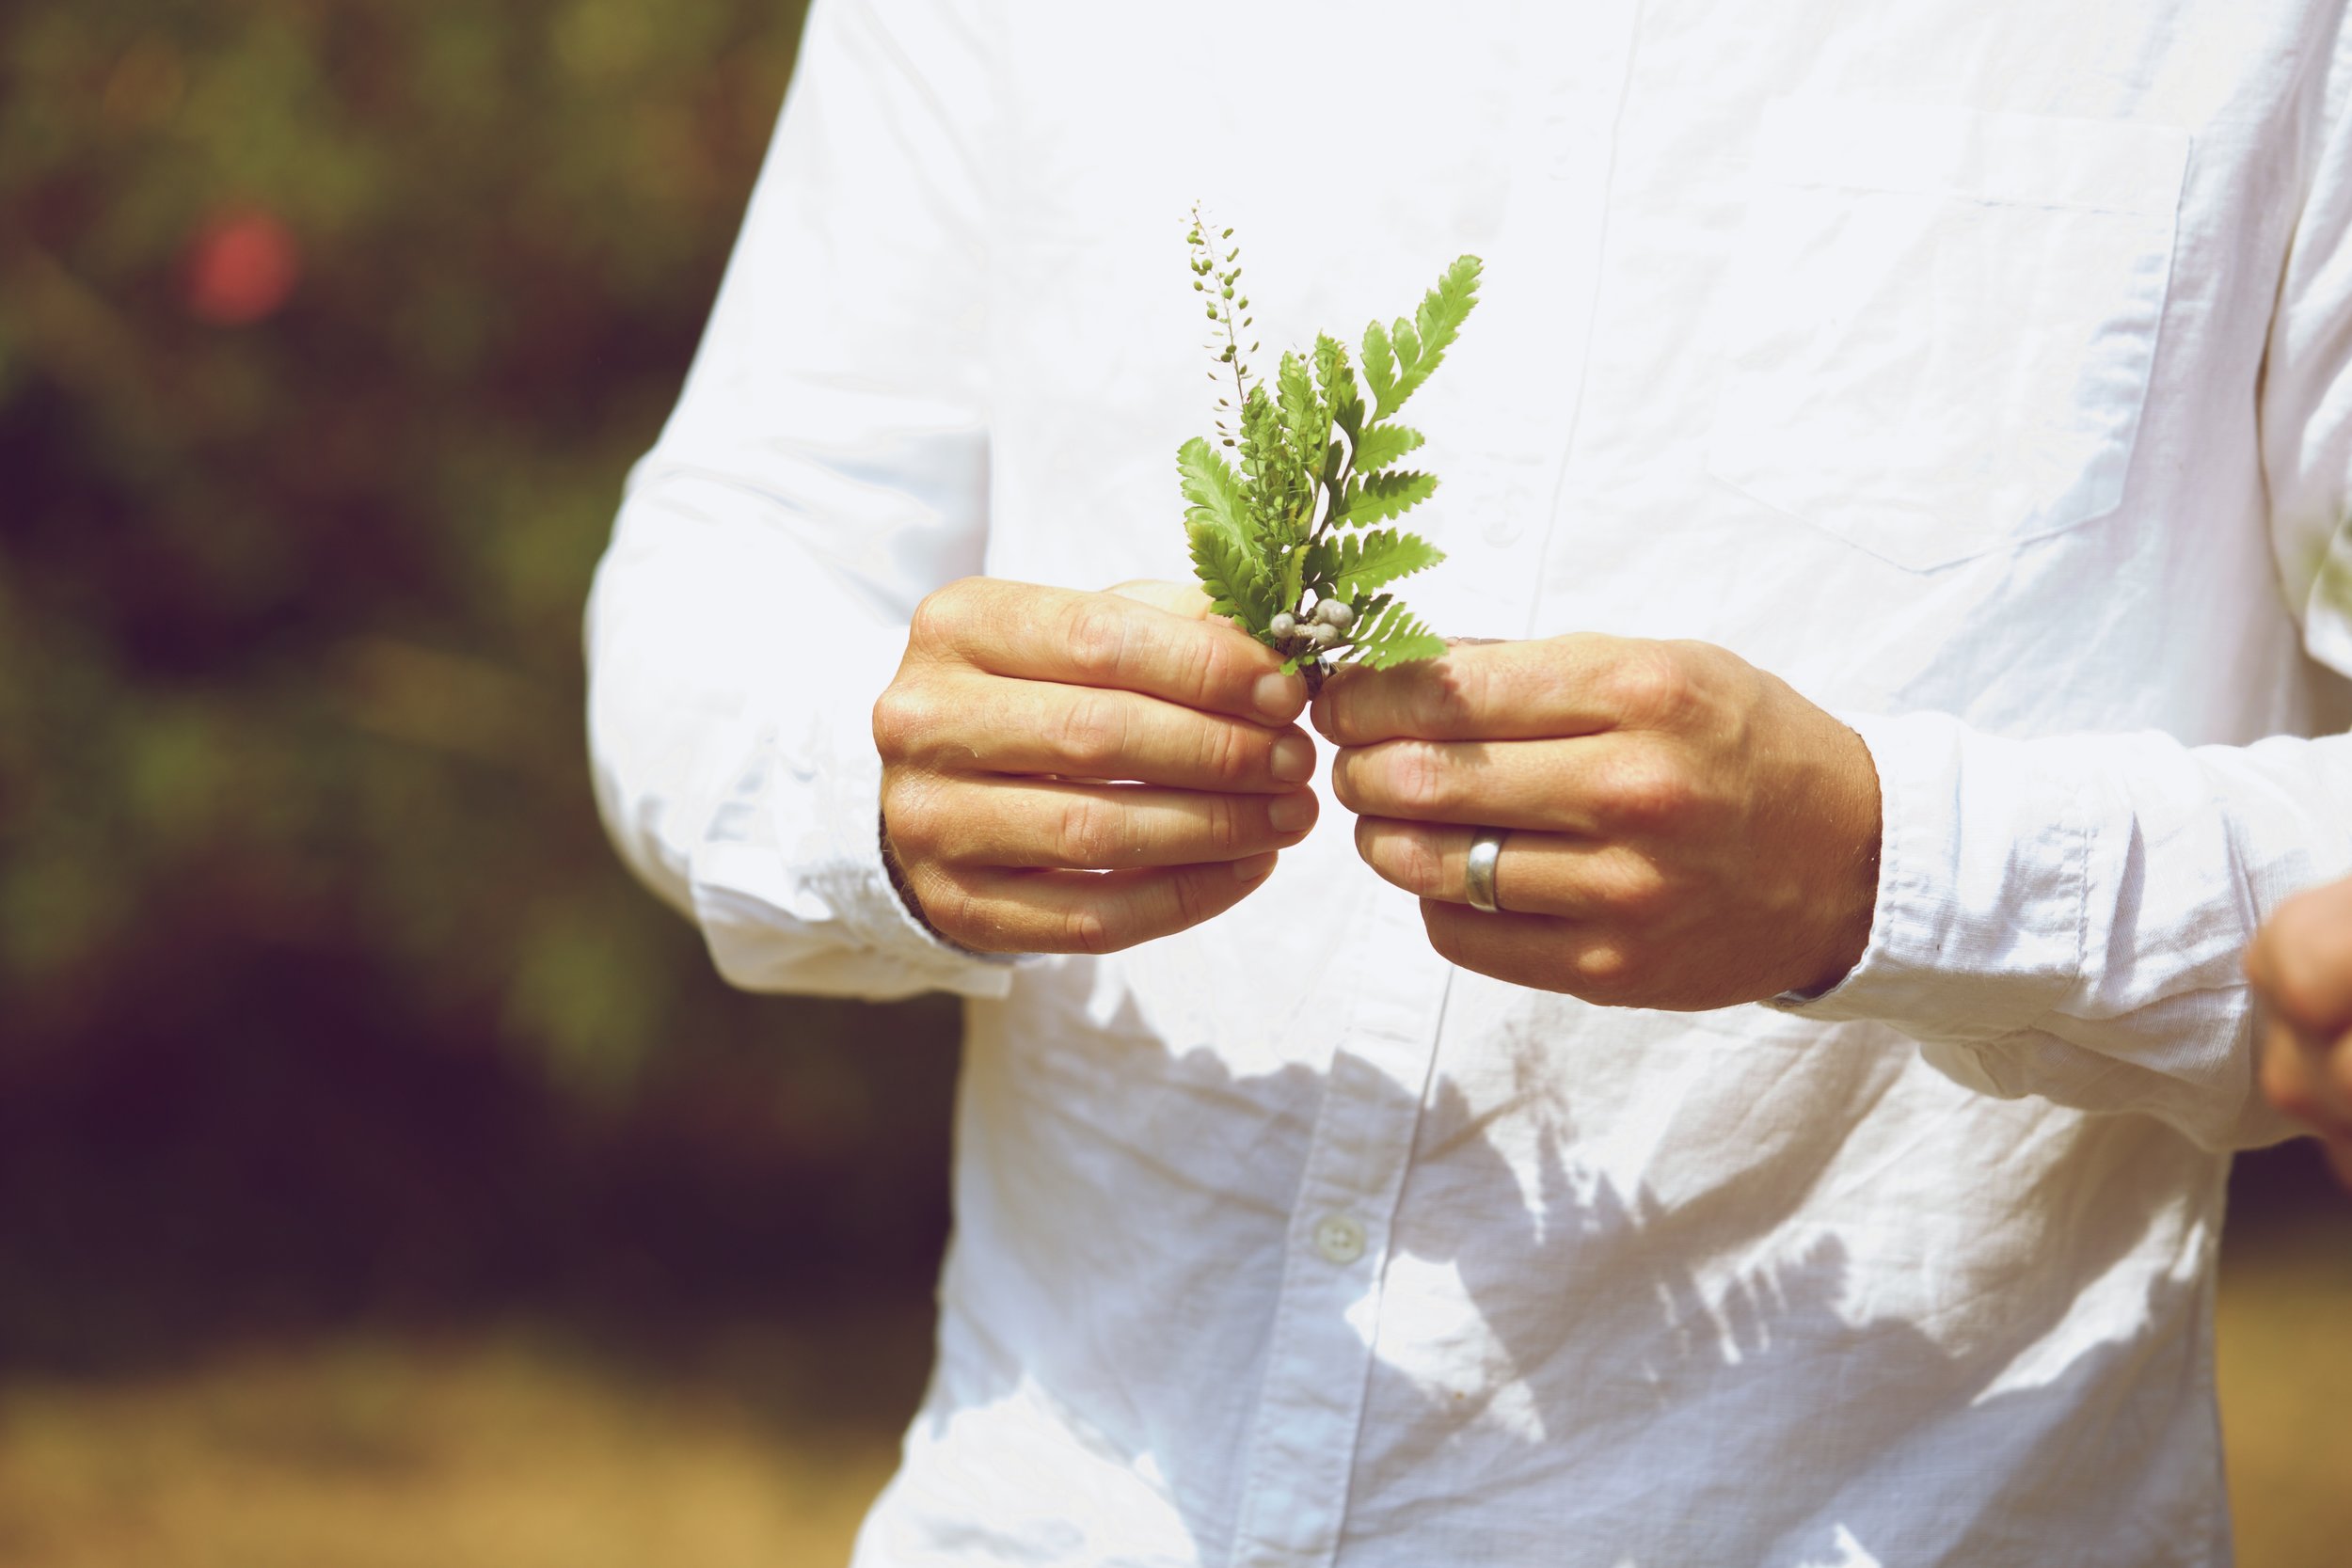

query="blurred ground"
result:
[0,1144,2339,1567]
[0,1317,920,1568]
[2216,1143,2352,1568]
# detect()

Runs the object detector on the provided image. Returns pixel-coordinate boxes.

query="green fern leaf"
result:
[1356,630,1449,669]
[1188,521,1276,632]
[1177,436,1250,548]
[1360,320,1397,419]
[1333,470,1437,529]
[1347,599,1447,669]
[1334,528,1446,600]
[1368,255,1482,420]
[1350,422,1424,475]
[1414,255,1482,365]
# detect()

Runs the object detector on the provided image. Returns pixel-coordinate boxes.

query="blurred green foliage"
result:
[0,0,960,1363]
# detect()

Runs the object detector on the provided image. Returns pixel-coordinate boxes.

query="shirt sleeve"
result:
[1774,715,2352,1150]
[1775,39,2352,1149]
[583,0,1015,1001]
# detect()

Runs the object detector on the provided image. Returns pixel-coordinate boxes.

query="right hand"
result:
[873,577,1318,955]
[2247,874,2352,1186]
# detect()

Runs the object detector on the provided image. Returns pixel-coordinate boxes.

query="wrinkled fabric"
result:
[584,2,2352,1563]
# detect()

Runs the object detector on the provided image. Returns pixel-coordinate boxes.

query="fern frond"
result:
[1332,528,1446,601]
[1414,255,1482,368]
[1313,333,1363,441]
[1347,599,1447,669]
[1369,255,1482,420]
[1355,629,1449,669]
[1177,436,1249,548]
[1350,422,1424,475]
[1359,320,1397,420]
[1333,470,1437,530]
[1188,521,1276,633]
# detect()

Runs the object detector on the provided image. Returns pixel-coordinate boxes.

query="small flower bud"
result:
[1268,611,1296,639]
[1315,598,1355,629]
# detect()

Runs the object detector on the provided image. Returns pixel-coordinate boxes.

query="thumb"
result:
[1105,578,1216,621]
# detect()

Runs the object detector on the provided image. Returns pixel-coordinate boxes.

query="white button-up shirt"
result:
[585,2,2352,1562]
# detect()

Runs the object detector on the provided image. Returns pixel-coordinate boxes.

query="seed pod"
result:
[1315,599,1355,629]
[1268,611,1296,640]
[1305,621,1342,649]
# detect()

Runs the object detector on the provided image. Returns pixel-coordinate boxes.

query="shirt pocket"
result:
[1704,97,2190,572]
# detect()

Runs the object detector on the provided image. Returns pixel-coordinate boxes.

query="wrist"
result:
[1792,719,1883,998]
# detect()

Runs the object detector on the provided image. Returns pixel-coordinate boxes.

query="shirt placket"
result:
[1226,5,1637,1560]
[1226,886,1453,1568]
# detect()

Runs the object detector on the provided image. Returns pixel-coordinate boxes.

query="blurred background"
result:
[0,3,2344,1563]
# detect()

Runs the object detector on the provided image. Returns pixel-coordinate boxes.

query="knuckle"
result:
[1391,741,1459,817]
[1054,692,1127,776]
[1169,867,1216,931]
[1410,663,1484,735]
[1058,795,1122,865]
[910,580,974,649]
[1063,905,1117,956]
[870,684,930,758]
[1389,832,1446,899]
[1202,719,1253,787]
[1064,597,1134,683]
[1604,856,1675,924]
[1187,631,1248,711]
[1597,749,1690,832]
[1189,796,1232,856]
[1573,942,1644,1001]
[1604,643,1694,727]
[881,776,939,857]
[922,873,983,945]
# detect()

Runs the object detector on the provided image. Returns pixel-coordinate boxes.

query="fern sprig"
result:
[1177,216,1481,686]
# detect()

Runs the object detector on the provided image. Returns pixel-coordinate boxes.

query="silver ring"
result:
[1464,828,1508,913]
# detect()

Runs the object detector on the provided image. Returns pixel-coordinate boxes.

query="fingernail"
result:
[1268,792,1316,833]
[1253,672,1304,722]
[1270,733,1314,783]
[1233,851,1279,882]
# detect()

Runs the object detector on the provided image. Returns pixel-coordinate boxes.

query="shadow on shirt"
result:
[898,978,2216,1568]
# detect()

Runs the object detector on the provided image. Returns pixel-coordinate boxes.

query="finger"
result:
[1352,818,1665,919]
[900,776,1317,871]
[1314,633,1674,746]
[919,579,1306,725]
[882,672,1316,792]
[1104,579,1216,620]
[1330,732,1669,834]
[2257,1019,2352,1134]
[914,856,1281,955]
[2246,881,2352,1036]
[1413,899,1663,1006]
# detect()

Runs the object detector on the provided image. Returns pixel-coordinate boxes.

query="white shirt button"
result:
[1313,1212,1366,1265]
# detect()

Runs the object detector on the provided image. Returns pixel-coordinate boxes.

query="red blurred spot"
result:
[184,209,301,326]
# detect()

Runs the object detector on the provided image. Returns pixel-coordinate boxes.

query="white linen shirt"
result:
[585,2,2352,1563]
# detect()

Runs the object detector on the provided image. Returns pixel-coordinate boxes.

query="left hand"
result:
[1314,634,1882,1009]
